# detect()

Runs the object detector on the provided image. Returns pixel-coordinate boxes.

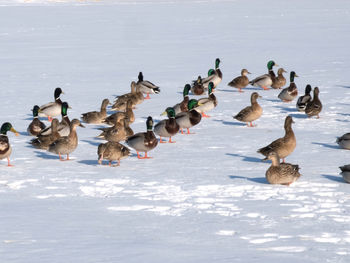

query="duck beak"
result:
[247,71,252,74]
[197,102,203,106]
[295,74,299,77]
[160,111,167,116]
[61,91,65,95]
[79,123,85,128]
[258,95,262,98]
[10,127,19,136]
[262,157,268,161]
[274,64,279,67]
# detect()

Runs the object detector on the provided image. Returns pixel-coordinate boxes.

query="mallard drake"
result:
[98,142,131,166]
[296,85,312,111]
[97,119,128,142]
[154,107,180,143]
[136,72,160,99]
[271,68,287,89]
[104,99,134,125]
[31,119,61,150]
[233,92,262,127]
[227,69,251,92]
[173,84,191,115]
[39,102,71,137]
[257,116,296,162]
[191,76,206,95]
[195,82,218,118]
[81,99,110,124]
[249,60,278,90]
[112,81,143,111]
[278,71,299,102]
[201,58,223,89]
[39,87,64,121]
[175,99,202,134]
[48,119,85,161]
[264,151,301,185]
[126,116,158,159]
[305,87,322,118]
[336,133,350,150]
[27,105,46,136]
[339,165,350,183]
[0,122,19,167]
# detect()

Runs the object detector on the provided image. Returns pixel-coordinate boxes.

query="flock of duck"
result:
[0,59,349,185]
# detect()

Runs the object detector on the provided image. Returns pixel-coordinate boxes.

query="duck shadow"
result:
[34,151,58,160]
[217,89,235,93]
[337,113,350,117]
[336,85,350,89]
[335,119,350,123]
[226,153,262,163]
[77,159,98,166]
[213,119,246,126]
[263,98,281,103]
[18,131,30,136]
[289,113,308,119]
[81,139,101,147]
[321,174,344,183]
[312,142,339,149]
[228,175,268,184]
[274,105,296,113]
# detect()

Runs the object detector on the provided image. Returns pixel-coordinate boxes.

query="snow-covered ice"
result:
[0,0,350,262]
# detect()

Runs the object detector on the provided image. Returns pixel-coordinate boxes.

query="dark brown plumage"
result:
[305,87,322,118]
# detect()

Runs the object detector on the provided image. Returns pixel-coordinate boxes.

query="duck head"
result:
[267,60,278,70]
[54,87,63,100]
[146,116,154,131]
[32,105,40,118]
[1,122,19,136]
[183,84,191,97]
[215,58,221,69]
[290,71,299,82]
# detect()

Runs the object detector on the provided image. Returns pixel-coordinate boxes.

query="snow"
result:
[0,0,350,262]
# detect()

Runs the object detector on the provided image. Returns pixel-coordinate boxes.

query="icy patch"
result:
[216,230,236,236]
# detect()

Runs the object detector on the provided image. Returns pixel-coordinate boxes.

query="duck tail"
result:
[153,87,160,94]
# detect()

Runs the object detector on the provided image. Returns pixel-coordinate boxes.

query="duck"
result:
[305,87,322,118]
[271,68,287,89]
[175,99,202,134]
[339,165,350,183]
[97,142,131,167]
[336,133,350,150]
[39,102,71,137]
[201,58,223,89]
[195,82,218,118]
[48,119,85,161]
[136,72,160,99]
[112,81,143,111]
[0,122,19,167]
[227,69,251,92]
[257,115,296,162]
[126,116,158,159]
[39,87,64,121]
[81,98,110,124]
[296,85,312,111]
[27,105,46,136]
[191,76,206,95]
[31,119,61,150]
[249,60,278,90]
[278,71,299,102]
[97,117,128,143]
[154,107,180,143]
[264,151,301,185]
[104,99,134,126]
[233,92,262,127]
[173,84,191,115]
